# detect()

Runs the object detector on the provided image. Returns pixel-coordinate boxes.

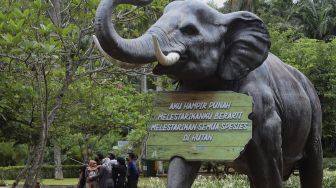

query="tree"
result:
[223,0,261,13]
[0,0,99,185]
[55,76,152,159]
[1,0,170,184]
[292,0,336,40]
[257,0,296,29]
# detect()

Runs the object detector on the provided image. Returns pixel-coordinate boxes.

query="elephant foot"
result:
[167,157,201,188]
[299,135,323,188]
[244,139,283,188]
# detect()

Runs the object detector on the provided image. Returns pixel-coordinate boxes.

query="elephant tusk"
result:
[92,35,142,69]
[152,35,180,66]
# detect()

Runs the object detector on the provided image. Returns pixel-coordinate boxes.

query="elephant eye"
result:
[180,24,199,35]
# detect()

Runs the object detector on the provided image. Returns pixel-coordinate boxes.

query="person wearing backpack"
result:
[113,157,127,188]
[77,164,88,188]
[98,157,115,188]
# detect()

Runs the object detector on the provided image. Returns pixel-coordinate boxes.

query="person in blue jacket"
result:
[126,153,139,188]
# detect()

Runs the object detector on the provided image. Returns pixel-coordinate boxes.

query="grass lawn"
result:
[2,171,335,187]
[3,178,78,185]
[3,177,164,186]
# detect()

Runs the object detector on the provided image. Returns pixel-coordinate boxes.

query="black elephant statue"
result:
[94,0,323,187]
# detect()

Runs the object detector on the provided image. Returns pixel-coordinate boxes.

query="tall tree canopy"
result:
[0,0,169,185]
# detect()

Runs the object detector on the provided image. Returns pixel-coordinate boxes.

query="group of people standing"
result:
[77,152,139,188]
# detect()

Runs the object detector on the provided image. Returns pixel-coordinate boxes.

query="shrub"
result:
[323,158,336,169]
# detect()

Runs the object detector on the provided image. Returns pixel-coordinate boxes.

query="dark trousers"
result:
[126,178,138,188]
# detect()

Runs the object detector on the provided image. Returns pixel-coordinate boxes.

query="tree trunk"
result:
[12,146,35,188]
[140,68,147,93]
[24,66,49,188]
[53,140,64,179]
[23,1,62,185]
[156,77,163,92]
[49,0,61,26]
[23,127,48,188]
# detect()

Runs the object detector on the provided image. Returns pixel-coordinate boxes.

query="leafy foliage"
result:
[222,0,261,13]
[50,77,153,161]
[0,0,161,184]
[257,0,336,41]
[0,142,27,166]
[290,0,336,40]
[0,73,38,144]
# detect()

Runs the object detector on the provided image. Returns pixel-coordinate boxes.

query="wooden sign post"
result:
[144,91,253,161]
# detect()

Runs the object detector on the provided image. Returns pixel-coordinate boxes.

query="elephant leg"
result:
[299,131,323,188]
[248,176,255,188]
[241,101,283,188]
[239,87,284,188]
[244,139,283,188]
[167,157,201,188]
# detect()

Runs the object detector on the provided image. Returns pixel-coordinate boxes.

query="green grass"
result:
[2,170,335,188]
[3,178,78,185]
[325,170,336,176]
[3,177,162,186]
[139,177,167,188]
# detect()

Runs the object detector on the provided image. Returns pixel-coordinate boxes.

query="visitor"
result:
[108,152,118,165]
[126,153,139,188]
[35,182,41,188]
[77,164,88,188]
[85,160,99,188]
[98,157,115,188]
[95,153,104,165]
[113,157,127,188]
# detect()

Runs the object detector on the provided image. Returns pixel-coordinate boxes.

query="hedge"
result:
[0,165,82,180]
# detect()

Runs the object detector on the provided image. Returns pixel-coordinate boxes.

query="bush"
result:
[0,143,28,166]
[0,165,82,180]
[324,158,336,170]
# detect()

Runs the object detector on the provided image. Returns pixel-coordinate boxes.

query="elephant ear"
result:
[218,11,271,81]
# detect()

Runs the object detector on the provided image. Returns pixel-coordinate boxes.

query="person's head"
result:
[88,160,98,170]
[128,152,136,160]
[102,157,111,165]
[108,152,116,160]
[116,157,126,166]
[95,153,104,164]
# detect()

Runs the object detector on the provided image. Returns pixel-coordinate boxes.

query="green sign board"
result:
[144,91,253,161]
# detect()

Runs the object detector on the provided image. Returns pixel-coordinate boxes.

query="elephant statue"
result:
[94,0,323,187]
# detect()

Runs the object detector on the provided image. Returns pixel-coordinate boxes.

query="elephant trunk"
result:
[95,0,156,64]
